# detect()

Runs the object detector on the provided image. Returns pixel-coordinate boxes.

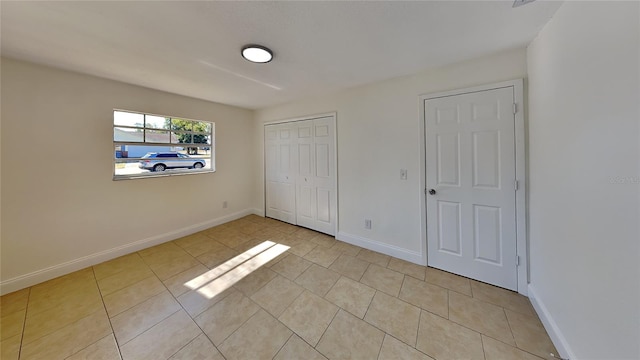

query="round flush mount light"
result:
[241,45,273,63]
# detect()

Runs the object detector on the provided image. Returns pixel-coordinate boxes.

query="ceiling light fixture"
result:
[241,45,273,63]
[512,0,536,7]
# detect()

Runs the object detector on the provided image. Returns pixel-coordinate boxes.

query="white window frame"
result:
[113,109,215,180]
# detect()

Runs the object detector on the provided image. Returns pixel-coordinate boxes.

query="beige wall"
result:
[255,48,527,264]
[527,1,640,358]
[0,58,258,293]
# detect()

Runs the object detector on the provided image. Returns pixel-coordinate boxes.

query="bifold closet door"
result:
[265,116,336,235]
[309,117,336,235]
[295,120,316,230]
[265,123,297,225]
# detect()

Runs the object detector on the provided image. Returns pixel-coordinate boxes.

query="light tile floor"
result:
[0,215,557,360]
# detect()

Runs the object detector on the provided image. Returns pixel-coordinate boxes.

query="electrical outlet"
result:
[364,219,372,230]
[400,169,408,180]
[223,201,228,209]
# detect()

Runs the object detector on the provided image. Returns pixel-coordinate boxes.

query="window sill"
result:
[113,169,216,181]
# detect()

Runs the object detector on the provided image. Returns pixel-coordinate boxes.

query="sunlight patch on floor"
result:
[184,241,290,299]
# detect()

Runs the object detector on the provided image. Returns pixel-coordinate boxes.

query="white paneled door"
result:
[425,87,518,290]
[265,124,297,224]
[308,117,336,234]
[295,120,315,229]
[265,116,336,236]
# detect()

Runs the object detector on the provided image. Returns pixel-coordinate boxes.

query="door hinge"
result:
[513,103,517,114]
[516,255,520,266]
[514,180,519,191]
[424,188,427,195]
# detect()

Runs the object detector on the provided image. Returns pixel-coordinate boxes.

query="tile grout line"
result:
[89,266,124,360]
[101,275,165,318]
[375,333,386,360]
[444,305,529,355]
[138,248,180,283]
[120,271,202,359]
[398,274,407,299]
[361,288,378,321]
[383,331,434,359]
[359,290,423,352]
[503,307,517,345]
[98,270,157,299]
[270,333,295,359]
[423,301,524,354]
[480,333,488,360]
[447,289,450,319]
[100,253,196,356]
[114,293,181,348]
[412,293,421,349]
[311,306,342,357]
[320,275,345,305]
[470,279,476,298]
[164,322,219,360]
[16,287,32,360]
[355,260,367,282]
[18,277,112,356]
[274,288,338,351]
[500,307,549,360]
[169,284,230,360]
[234,269,274,298]
[207,296,264,356]
[415,309,425,356]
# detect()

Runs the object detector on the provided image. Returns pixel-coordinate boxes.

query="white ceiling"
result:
[1,1,561,110]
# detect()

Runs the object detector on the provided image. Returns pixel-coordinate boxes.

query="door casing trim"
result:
[418,79,527,295]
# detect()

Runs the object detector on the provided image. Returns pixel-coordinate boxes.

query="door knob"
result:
[429,189,436,195]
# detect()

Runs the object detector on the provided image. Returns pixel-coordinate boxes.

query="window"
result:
[113,110,215,180]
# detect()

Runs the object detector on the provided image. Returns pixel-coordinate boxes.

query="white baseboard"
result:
[336,231,424,265]
[528,284,576,360]
[0,209,260,295]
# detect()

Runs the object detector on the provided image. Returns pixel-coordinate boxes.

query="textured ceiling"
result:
[1,1,561,109]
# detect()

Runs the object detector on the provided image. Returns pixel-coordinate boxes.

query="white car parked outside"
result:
[138,152,205,172]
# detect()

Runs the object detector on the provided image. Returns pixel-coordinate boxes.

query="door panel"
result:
[298,125,312,138]
[473,205,502,264]
[266,181,279,217]
[426,87,517,290]
[315,123,330,137]
[436,105,460,124]
[298,185,313,218]
[316,188,331,224]
[315,144,330,178]
[278,182,296,224]
[436,133,461,186]
[279,127,291,140]
[279,144,291,176]
[472,131,501,189]
[437,201,462,255]
[298,144,312,175]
